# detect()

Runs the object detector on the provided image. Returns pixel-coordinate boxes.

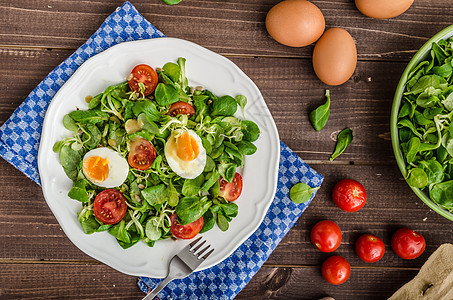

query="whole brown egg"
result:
[312,28,357,86]
[265,0,325,47]
[355,0,414,19]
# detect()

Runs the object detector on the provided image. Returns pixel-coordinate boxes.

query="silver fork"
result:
[142,237,214,300]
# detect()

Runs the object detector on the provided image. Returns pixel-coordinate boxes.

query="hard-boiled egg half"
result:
[82,147,129,188]
[165,129,206,179]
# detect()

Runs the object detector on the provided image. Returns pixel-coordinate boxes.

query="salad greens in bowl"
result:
[391,24,453,221]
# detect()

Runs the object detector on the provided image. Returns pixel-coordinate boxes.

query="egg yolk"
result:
[83,155,109,183]
[176,132,199,161]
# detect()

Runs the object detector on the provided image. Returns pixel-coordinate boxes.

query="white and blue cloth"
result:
[0,2,323,299]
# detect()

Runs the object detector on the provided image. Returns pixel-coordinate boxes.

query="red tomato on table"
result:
[355,234,385,263]
[128,138,156,171]
[168,101,196,117]
[310,220,342,253]
[170,213,204,240]
[128,64,158,96]
[93,189,127,225]
[332,179,367,212]
[219,172,243,202]
[321,255,351,285]
[391,228,426,259]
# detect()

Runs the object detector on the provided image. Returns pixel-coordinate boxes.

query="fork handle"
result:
[142,276,173,300]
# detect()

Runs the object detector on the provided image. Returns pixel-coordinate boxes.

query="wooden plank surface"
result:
[1,0,453,299]
[1,1,453,61]
[0,263,418,299]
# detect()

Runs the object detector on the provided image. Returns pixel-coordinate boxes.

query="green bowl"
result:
[391,24,453,221]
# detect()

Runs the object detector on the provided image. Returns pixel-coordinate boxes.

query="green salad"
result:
[397,38,453,213]
[53,58,260,248]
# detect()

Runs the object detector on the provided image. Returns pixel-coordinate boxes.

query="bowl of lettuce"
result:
[391,24,453,221]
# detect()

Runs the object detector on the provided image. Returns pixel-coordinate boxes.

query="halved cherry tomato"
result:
[168,101,195,118]
[332,179,367,212]
[391,228,426,260]
[310,220,342,253]
[355,234,385,263]
[170,213,204,240]
[93,189,127,225]
[219,172,243,202]
[128,138,156,170]
[128,64,158,96]
[321,255,351,285]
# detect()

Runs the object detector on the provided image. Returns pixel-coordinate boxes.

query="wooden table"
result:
[1,1,453,299]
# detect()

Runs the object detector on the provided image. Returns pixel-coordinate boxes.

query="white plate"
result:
[38,38,280,278]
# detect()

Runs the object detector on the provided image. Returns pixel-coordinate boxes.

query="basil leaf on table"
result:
[289,183,320,204]
[309,90,330,131]
[162,0,183,4]
[330,128,353,161]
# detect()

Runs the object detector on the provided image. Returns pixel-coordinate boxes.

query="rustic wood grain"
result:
[0,262,418,299]
[1,1,453,60]
[236,266,419,300]
[0,263,143,299]
[1,0,453,299]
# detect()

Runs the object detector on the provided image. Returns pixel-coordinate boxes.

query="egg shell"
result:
[355,0,414,19]
[265,0,325,47]
[312,28,357,86]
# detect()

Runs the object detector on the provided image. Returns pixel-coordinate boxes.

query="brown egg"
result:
[265,0,325,47]
[355,0,414,19]
[312,28,357,86]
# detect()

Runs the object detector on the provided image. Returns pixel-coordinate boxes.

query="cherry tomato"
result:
[355,234,385,263]
[128,64,158,96]
[321,255,351,285]
[168,101,196,118]
[170,213,204,240]
[93,189,127,225]
[332,179,367,212]
[219,172,243,202]
[310,220,342,253]
[391,228,426,259]
[128,138,156,170]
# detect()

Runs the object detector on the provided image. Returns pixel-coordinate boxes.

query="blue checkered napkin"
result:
[0,1,164,185]
[138,140,323,300]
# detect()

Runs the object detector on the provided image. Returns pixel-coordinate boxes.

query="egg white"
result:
[82,147,129,188]
[164,129,206,179]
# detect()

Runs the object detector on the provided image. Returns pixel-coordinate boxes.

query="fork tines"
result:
[189,237,214,260]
